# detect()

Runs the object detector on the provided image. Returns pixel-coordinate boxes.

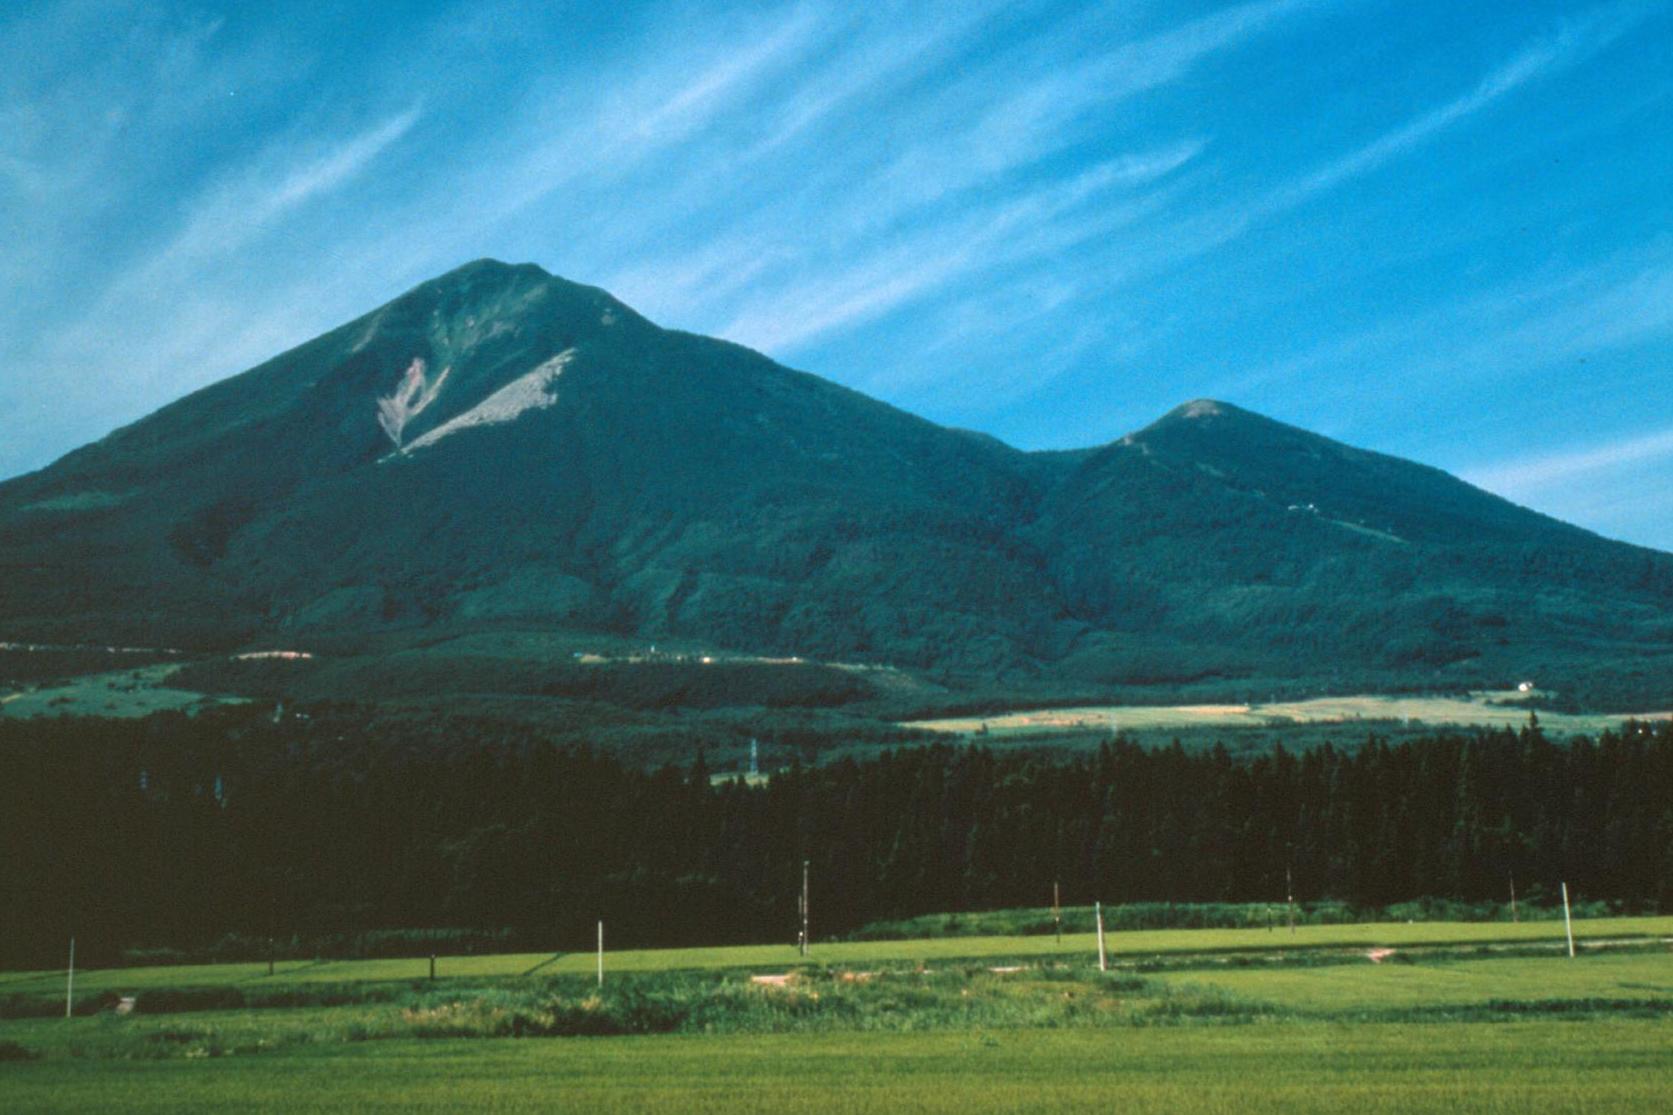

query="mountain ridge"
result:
[3,259,1669,704]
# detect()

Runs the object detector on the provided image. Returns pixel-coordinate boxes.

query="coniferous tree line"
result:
[2,706,1670,968]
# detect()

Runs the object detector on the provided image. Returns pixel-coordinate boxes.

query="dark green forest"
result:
[3,706,1670,969]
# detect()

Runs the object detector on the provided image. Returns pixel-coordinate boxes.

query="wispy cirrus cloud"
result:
[1462,421,1673,550]
[1205,247,1673,408]
[127,108,422,290]
[3,0,1667,550]
[733,1,1652,426]
[1123,3,1651,284]
[1466,426,1673,495]
[718,142,1203,354]
[36,105,423,411]
[1281,4,1641,205]
[609,0,1312,359]
[847,0,1307,225]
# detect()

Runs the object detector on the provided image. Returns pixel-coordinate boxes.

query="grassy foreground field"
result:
[4,920,1669,1112]
[6,916,1670,994]
[4,1021,1670,1113]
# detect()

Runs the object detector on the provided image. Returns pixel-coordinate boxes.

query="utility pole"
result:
[799,860,810,958]
[1095,901,1108,972]
[65,937,75,1020]
[1052,881,1062,945]
[1561,882,1576,958]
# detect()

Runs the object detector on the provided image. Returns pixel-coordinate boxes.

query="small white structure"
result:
[1517,681,1535,693]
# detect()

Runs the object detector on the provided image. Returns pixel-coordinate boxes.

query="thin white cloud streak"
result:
[620,1,1314,356]
[1121,5,1647,288]
[592,6,1013,314]
[1465,427,1673,495]
[0,5,252,303]
[338,5,840,292]
[1205,250,1673,406]
[718,144,1201,353]
[706,0,1646,400]
[737,3,1004,156]
[1433,263,1673,388]
[136,108,422,285]
[835,0,1307,240]
[1462,417,1673,551]
[628,5,826,141]
[646,0,1625,384]
[593,2,1014,291]
[1282,29,1584,202]
[24,104,423,431]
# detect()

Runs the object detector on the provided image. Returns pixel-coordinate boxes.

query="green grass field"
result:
[4,1021,1670,1113]
[1156,949,1673,1012]
[4,919,1669,1112]
[6,916,1669,995]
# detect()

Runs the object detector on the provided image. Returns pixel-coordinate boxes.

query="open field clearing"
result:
[904,692,1673,738]
[3,1020,1670,1113]
[0,664,236,719]
[5,917,1670,996]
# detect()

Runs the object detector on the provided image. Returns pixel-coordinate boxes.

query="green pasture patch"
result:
[2,1020,1671,1113]
[1157,950,1673,1013]
[6,918,1671,998]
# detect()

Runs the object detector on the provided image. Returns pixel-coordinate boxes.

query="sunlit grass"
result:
[7,916,1668,997]
[4,1021,1671,1113]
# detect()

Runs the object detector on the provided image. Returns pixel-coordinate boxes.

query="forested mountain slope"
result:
[3,260,1669,700]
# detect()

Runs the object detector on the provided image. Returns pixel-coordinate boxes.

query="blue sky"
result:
[3,0,1670,549]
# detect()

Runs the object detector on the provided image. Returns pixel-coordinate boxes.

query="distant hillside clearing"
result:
[904,692,1672,738]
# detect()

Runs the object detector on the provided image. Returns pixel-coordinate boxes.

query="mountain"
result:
[1030,400,1673,692]
[3,260,1670,705]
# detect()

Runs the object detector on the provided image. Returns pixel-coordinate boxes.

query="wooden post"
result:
[1561,882,1576,958]
[1286,866,1298,936]
[1509,875,1518,924]
[1052,881,1062,945]
[65,937,75,1020]
[800,860,810,958]
[597,921,604,988]
[1095,901,1107,972]
[429,953,436,981]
